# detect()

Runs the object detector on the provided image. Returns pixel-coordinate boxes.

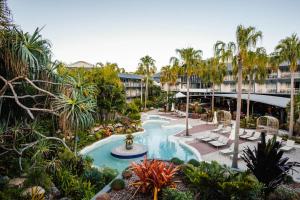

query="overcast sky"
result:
[10,0,300,72]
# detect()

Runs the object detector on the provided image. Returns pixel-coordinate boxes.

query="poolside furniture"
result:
[239,131,254,139]
[280,140,295,152]
[265,134,274,142]
[219,127,231,134]
[195,132,210,141]
[201,133,219,142]
[276,137,282,143]
[256,116,279,135]
[219,143,234,155]
[209,136,229,148]
[211,125,223,133]
[247,132,261,141]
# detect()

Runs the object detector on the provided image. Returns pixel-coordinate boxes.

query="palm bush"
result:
[242,132,300,196]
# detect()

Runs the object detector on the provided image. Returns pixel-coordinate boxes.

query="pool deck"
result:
[145,109,300,182]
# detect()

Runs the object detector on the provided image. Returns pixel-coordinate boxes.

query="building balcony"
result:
[280,72,300,79]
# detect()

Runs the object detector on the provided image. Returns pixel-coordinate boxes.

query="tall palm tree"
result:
[231,25,262,168]
[160,65,178,111]
[243,48,268,123]
[170,48,202,136]
[274,34,300,136]
[137,55,156,110]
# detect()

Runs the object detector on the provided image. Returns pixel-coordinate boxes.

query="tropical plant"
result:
[170,48,202,136]
[110,178,125,191]
[162,188,194,200]
[136,55,156,110]
[160,65,178,111]
[131,157,179,200]
[82,167,106,191]
[273,33,300,136]
[242,132,300,196]
[170,157,184,165]
[225,25,263,168]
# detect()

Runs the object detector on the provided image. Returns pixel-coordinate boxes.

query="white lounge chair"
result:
[239,131,254,139]
[280,140,295,152]
[265,134,274,142]
[219,143,234,155]
[196,132,210,141]
[247,132,261,141]
[211,125,223,133]
[209,136,229,148]
[276,137,282,143]
[201,133,219,142]
[239,130,247,136]
[219,127,231,134]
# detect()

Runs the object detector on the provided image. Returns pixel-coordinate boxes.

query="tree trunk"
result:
[232,59,243,169]
[246,78,252,125]
[145,76,148,110]
[289,71,295,136]
[211,83,215,113]
[166,83,169,112]
[140,79,143,107]
[186,76,190,136]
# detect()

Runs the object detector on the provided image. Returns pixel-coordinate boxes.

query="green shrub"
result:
[24,168,53,190]
[110,179,125,191]
[94,132,102,140]
[267,185,299,200]
[170,157,184,165]
[187,159,200,167]
[0,187,23,200]
[162,188,194,200]
[101,167,118,183]
[82,167,106,191]
[58,149,85,176]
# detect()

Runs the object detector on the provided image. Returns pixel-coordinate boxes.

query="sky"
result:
[9,0,300,72]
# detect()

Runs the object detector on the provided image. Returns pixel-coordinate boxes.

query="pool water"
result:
[85,119,197,172]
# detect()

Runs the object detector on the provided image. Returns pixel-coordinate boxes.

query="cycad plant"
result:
[242,132,300,197]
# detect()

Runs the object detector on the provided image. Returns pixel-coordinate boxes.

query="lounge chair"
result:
[201,133,219,142]
[209,136,229,148]
[239,130,247,136]
[265,134,274,142]
[211,125,223,133]
[219,127,231,134]
[247,132,261,141]
[276,137,282,143]
[239,131,254,139]
[280,140,295,152]
[195,132,210,141]
[219,143,234,155]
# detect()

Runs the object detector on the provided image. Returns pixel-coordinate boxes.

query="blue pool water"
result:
[85,118,197,172]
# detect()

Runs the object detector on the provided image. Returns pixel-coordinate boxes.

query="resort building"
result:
[67,61,144,101]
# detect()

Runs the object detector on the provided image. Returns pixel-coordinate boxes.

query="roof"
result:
[68,61,94,68]
[118,73,143,80]
[214,93,290,108]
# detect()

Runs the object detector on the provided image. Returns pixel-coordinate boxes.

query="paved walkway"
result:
[144,109,300,182]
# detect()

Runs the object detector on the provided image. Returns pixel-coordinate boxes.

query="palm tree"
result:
[160,65,178,111]
[170,48,202,136]
[231,25,263,168]
[243,48,268,123]
[274,34,300,136]
[53,75,97,155]
[137,55,156,110]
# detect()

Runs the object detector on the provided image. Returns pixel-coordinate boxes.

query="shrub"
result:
[187,159,200,167]
[162,188,194,200]
[267,185,299,200]
[170,157,184,165]
[110,179,125,191]
[82,167,106,191]
[58,149,85,176]
[242,132,300,196]
[24,167,53,191]
[101,167,118,183]
[94,132,102,140]
[183,161,264,200]
[131,157,179,200]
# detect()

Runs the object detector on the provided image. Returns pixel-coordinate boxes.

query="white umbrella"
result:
[174,92,186,98]
[213,111,218,124]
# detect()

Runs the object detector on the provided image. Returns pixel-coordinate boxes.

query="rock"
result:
[122,170,132,179]
[114,123,123,128]
[50,185,61,197]
[93,126,103,132]
[8,177,26,188]
[96,193,111,200]
[22,186,45,197]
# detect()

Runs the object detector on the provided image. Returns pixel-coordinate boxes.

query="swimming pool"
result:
[82,116,197,172]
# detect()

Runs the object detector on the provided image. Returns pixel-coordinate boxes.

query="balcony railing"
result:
[280,72,300,78]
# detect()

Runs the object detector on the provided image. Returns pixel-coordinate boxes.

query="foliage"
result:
[124,102,141,121]
[24,167,53,191]
[241,132,300,196]
[100,167,118,183]
[82,167,106,192]
[183,161,264,200]
[162,188,194,200]
[267,185,300,200]
[170,157,184,165]
[187,159,200,167]
[58,149,85,176]
[0,187,23,200]
[110,178,125,191]
[240,116,257,129]
[131,157,179,200]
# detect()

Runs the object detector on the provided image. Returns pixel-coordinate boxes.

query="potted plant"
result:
[125,133,134,150]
